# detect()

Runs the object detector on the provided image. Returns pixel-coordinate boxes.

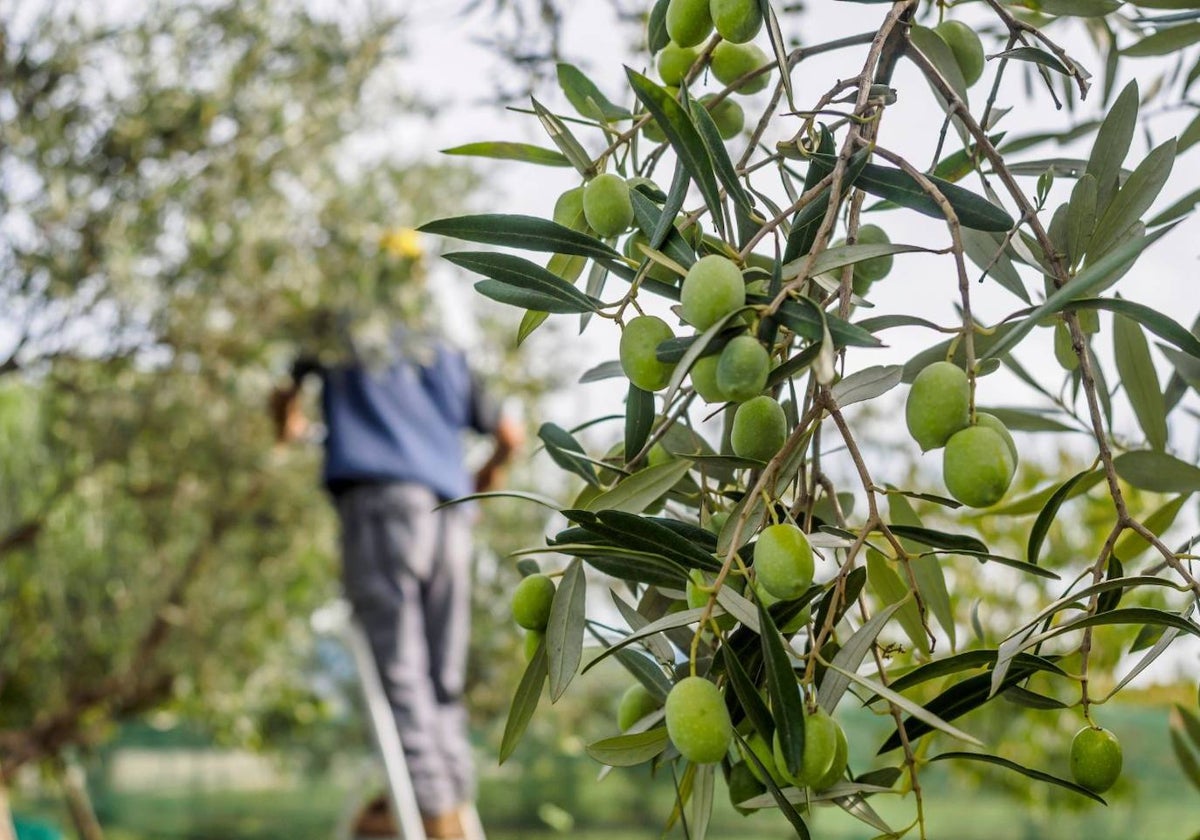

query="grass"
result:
[10,702,1200,839]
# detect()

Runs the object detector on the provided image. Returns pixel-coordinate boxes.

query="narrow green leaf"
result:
[866,552,929,656]
[686,90,753,212]
[888,493,955,646]
[1170,728,1200,792]
[992,469,1104,515]
[1027,607,1200,648]
[811,566,868,637]
[691,762,715,840]
[1028,468,1095,565]
[1066,174,1098,266]
[630,188,696,276]
[584,459,693,514]
[767,295,883,348]
[1105,619,1184,698]
[830,365,904,407]
[1002,685,1068,709]
[569,508,721,570]
[626,69,726,238]
[441,141,571,167]
[1090,139,1177,257]
[557,62,632,121]
[960,228,1029,303]
[539,422,599,486]
[1086,80,1137,212]
[835,665,984,748]
[586,728,670,766]
[1176,704,1200,750]
[1123,22,1200,56]
[647,0,670,54]
[982,224,1175,360]
[531,96,595,177]
[1114,313,1168,450]
[854,162,1014,232]
[448,251,602,313]
[566,546,688,587]
[910,25,969,106]
[1095,555,1125,615]
[652,160,692,254]
[625,384,654,461]
[816,600,904,712]
[756,0,794,108]
[732,732,812,838]
[517,309,550,345]
[759,600,806,777]
[799,243,929,278]
[422,214,620,261]
[1179,111,1200,155]
[885,525,988,554]
[974,406,1078,433]
[474,280,589,314]
[929,752,1107,804]
[721,644,776,741]
[912,555,956,649]
[548,558,586,701]
[877,651,1064,699]
[1114,450,1200,492]
[609,591,676,664]
[499,641,547,763]
[877,667,1037,754]
[434,489,561,511]
[992,46,1070,75]
[783,147,871,264]
[584,605,706,674]
[620,655,672,707]
[1067,297,1200,361]
[1148,185,1200,226]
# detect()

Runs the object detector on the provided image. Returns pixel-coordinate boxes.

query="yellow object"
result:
[379,227,424,259]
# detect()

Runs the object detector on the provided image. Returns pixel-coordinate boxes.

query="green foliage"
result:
[0,0,552,795]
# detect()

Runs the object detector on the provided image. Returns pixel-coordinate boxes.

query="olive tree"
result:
[428,1,1200,836]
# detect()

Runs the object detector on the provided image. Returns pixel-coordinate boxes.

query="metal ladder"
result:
[323,601,487,840]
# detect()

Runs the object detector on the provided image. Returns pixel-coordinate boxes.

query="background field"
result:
[11,703,1200,839]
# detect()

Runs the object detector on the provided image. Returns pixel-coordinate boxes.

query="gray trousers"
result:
[336,482,475,816]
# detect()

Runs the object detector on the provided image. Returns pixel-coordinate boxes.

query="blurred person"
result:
[271,234,522,839]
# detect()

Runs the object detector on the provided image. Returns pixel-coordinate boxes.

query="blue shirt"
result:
[295,341,498,501]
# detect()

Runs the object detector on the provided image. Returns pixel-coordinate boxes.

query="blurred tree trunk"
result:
[0,778,14,840]
[59,759,104,840]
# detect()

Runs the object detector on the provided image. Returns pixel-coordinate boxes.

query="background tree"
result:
[430,0,1200,837]
[0,2,552,833]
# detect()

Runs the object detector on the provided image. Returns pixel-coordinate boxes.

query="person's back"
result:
[297,336,496,501]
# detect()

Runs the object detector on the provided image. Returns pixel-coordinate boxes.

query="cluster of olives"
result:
[667,0,764,47]
[511,572,557,659]
[904,361,1017,508]
[626,252,797,447]
[661,674,851,800]
[646,0,776,141]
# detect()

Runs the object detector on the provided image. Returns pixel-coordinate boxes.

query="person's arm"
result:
[269,358,317,446]
[474,413,524,493]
